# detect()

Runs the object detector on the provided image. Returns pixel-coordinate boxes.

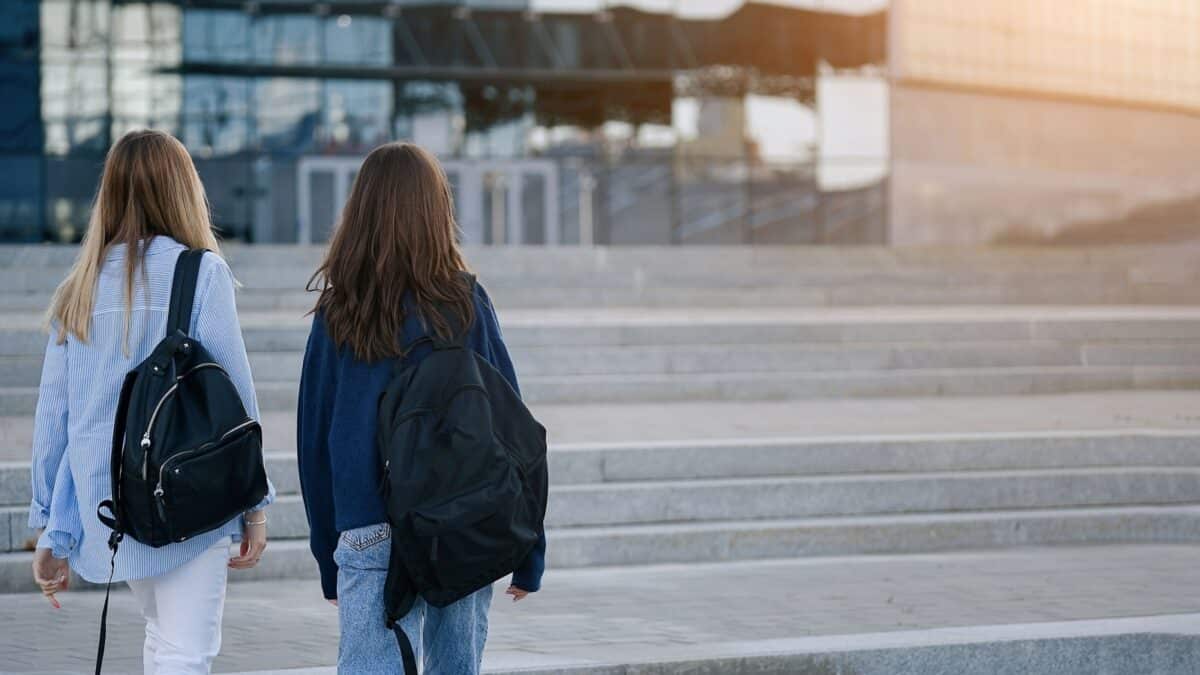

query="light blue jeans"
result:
[334,522,492,674]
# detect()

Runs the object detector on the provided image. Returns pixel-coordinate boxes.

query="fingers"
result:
[505,585,529,603]
[228,538,267,570]
[36,573,64,609]
[32,553,69,607]
[33,567,66,592]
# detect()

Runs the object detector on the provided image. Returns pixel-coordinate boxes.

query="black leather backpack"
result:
[378,278,548,675]
[97,249,268,549]
[93,249,268,673]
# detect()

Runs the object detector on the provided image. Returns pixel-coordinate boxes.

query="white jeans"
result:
[126,537,231,675]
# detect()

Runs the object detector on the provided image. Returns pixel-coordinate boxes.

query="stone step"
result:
[9,341,1200,386]
[546,504,1200,568]
[6,364,1199,414]
[8,466,1199,551]
[547,467,1200,527]
[6,504,1198,592]
[7,308,1200,356]
[4,242,1196,269]
[6,430,1200,505]
[8,281,1200,313]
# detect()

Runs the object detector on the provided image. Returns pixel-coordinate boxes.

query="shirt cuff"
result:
[28,502,50,531]
[36,529,76,560]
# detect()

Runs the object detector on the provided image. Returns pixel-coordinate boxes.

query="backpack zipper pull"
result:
[140,434,152,479]
[153,486,167,521]
[431,536,439,562]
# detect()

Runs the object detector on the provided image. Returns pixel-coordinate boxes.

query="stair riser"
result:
[6,435,1200,507]
[0,258,1158,291]
[7,472,1200,551]
[8,317,1200,358]
[242,345,1092,381]
[4,509,1198,592]
[0,343,1128,386]
[514,368,1200,406]
[546,511,1200,568]
[13,284,1200,311]
[547,473,1200,527]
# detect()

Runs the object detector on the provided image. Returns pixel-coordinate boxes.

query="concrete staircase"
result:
[2,244,1200,592]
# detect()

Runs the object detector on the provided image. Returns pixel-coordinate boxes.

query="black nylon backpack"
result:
[93,249,268,673]
[378,278,548,675]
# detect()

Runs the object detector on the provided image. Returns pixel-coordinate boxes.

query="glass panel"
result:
[322,80,392,153]
[256,78,320,152]
[521,172,547,245]
[183,77,251,156]
[253,15,319,65]
[323,15,392,65]
[308,169,337,243]
[183,10,250,63]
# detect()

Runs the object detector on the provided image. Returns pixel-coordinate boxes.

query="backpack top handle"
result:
[165,248,208,338]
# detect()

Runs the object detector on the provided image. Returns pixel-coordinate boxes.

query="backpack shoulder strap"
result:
[165,249,207,337]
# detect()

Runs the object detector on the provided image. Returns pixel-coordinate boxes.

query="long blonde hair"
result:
[48,130,222,345]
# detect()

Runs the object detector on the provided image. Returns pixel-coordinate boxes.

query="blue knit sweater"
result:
[297,283,546,600]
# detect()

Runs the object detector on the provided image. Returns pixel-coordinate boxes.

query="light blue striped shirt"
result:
[28,235,274,583]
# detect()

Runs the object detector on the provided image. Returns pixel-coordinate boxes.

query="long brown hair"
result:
[307,142,474,362]
[48,129,222,345]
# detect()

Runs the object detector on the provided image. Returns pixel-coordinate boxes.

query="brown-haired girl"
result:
[298,142,545,673]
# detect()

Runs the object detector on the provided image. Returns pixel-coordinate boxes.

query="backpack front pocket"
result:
[157,421,266,542]
[410,464,536,593]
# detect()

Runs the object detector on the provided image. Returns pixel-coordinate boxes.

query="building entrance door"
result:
[297,156,560,245]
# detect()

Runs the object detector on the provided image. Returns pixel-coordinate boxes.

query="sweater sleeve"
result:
[297,317,341,600]
[472,283,547,593]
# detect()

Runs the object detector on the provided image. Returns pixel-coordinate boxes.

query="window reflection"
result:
[253,15,319,65]
[257,78,321,153]
[323,15,392,65]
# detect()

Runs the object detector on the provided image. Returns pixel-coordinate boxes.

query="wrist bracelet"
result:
[245,515,267,526]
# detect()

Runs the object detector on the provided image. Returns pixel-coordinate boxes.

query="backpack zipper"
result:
[153,417,258,499]
[139,362,231,479]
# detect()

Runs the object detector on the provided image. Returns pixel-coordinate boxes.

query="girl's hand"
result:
[505,585,530,603]
[32,548,69,609]
[229,511,268,570]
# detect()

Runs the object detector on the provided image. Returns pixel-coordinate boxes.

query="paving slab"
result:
[2,544,1200,674]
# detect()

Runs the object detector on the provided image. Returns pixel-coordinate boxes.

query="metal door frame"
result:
[296,156,560,245]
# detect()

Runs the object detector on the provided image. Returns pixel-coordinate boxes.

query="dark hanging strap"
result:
[393,626,419,675]
[165,249,207,337]
[94,539,119,674]
[384,536,420,675]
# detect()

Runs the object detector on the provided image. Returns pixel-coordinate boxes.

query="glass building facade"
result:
[1,1,888,245]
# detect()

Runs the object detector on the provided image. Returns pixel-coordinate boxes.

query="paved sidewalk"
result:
[4,390,1200,461]
[3,544,1200,674]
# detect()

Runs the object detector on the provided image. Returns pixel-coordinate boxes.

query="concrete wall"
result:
[887,84,1200,246]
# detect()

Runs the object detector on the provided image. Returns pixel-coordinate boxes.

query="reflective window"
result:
[322,80,393,152]
[324,15,393,65]
[253,16,320,65]
[183,10,250,63]
[256,78,321,152]
[183,77,251,156]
